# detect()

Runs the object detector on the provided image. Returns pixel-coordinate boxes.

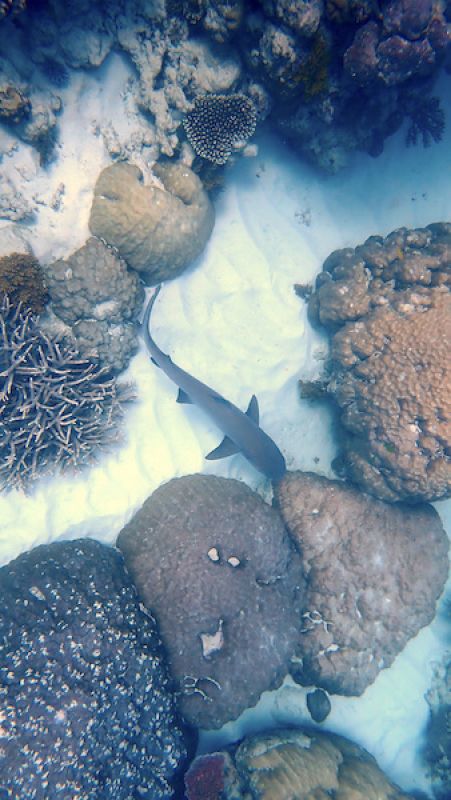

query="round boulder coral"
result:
[117,474,305,729]
[183,93,257,164]
[0,538,187,799]
[275,471,449,696]
[89,161,215,285]
[307,223,451,503]
[0,251,48,311]
[45,237,144,372]
[185,727,415,799]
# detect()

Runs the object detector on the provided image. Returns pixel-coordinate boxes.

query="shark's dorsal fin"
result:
[205,435,240,461]
[245,394,259,424]
[176,388,193,404]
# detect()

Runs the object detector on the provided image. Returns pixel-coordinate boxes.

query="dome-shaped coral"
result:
[89,161,215,285]
[0,538,187,798]
[0,252,48,311]
[117,474,305,729]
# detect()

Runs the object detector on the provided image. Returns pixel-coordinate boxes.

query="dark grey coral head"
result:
[183,93,257,164]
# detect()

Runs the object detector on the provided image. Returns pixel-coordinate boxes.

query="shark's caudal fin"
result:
[205,395,260,461]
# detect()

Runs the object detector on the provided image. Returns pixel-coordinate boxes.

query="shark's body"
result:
[142,287,286,482]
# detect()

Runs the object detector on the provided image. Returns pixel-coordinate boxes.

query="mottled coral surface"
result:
[0,538,187,799]
[308,223,451,503]
[275,471,449,695]
[117,474,305,729]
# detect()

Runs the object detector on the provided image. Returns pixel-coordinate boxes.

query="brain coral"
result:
[117,474,305,729]
[89,161,215,285]
[307,222,451,503]
[185,727,415,799]
[0,296,132,492]
[183,93,257,164]
[0,538,187,799]
[275,471,449,696]
[0,251,48,311]
[45,237,144,372]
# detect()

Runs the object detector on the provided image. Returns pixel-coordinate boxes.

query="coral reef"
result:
[405,94,445,147]
[0,296,133,492]
[117,474,305,729]
[0,538,187,798]
[307,223,451,503]
[44,237,144,372]
[183,93,257,164]
[275,471,449,696]
[89,161,215,284]
[0,0,26,21]
[185,727,415,799]
[424,655,451,799]
[0,251,48,312]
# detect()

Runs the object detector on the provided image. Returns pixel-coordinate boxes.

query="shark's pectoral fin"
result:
[245,394,260,425]
[150,356,160,368]
[205,436,240,461]
[176,388,193,404]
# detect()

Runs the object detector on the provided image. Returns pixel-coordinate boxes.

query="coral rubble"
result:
[0,538,187,798]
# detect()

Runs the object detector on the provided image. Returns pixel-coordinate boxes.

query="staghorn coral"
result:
[0,538,187,798]
[0,251,48,312]
[307,223,451,503]
[0,296,133,492]
[275,471,449,696]
[89,161,215,284]
[424,655,451,799]
[183,93,257,164]
[185,727,415,799]
[117,474,305,729]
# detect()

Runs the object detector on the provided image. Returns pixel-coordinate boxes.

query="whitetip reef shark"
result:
[142,286,287,482]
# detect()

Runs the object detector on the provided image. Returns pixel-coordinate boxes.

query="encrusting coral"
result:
[184,727,416,799]
[0,251,48,312]
[0,538,187,799]
[306,223,451,503]
[89,161,215,284]
[117,474,305,729]
[183,93,257,164]
[275,471,449,696]
[0,295,133,492]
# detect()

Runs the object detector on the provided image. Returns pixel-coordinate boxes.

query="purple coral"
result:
[0,295,133,491]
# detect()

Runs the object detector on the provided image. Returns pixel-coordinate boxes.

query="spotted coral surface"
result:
[117,474,305,729]
[0,538,187,798]
[183,93,257,164]
[307,222,451,503]
[275,471,449,696]
[0,296,133,492]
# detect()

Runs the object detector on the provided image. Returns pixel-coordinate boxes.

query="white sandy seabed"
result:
[0,53,450,796]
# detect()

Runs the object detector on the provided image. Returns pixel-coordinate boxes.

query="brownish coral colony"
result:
[307,223,451,503]
[275,471,449,695]
[185,728,416,800]
[117,474,305,729]
[0,251,48,311]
